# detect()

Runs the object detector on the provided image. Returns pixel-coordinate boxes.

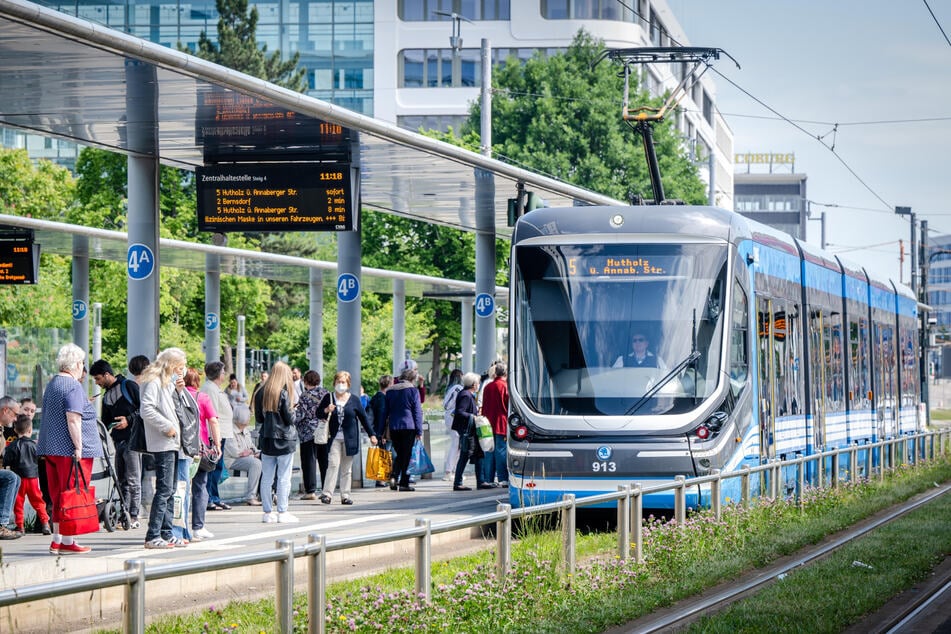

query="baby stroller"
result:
[93,419,132,531]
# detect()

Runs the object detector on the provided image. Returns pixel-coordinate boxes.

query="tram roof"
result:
[0,213,509,301]
[0,0,627,240]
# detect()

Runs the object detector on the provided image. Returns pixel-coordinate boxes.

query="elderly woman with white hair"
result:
[38,343,103,554]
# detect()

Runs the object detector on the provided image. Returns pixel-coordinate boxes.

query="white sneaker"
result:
[262,512,277,523]
[441,471,452,481]
[277,512,299,524]
[194,527,214,540]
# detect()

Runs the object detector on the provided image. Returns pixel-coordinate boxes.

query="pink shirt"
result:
[186,386,217,445]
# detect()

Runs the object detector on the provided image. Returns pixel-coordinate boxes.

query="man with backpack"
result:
[90,359,143,529]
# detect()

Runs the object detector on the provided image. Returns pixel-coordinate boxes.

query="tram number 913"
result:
[592,461,617,472]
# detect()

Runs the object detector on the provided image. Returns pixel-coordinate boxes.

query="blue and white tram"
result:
[506,205,924,509]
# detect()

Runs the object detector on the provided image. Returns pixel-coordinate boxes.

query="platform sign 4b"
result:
[475,293,495,318]
[337,273,360,303]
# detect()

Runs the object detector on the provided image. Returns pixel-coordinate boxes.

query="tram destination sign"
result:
[0,240,40,284]
[197,164,354,232]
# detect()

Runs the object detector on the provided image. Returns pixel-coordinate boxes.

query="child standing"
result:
[3,414,50,534]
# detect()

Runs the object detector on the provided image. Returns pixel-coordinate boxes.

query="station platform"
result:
[0,425,508,632]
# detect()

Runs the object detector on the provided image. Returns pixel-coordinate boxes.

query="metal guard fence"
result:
[0,429,947,634]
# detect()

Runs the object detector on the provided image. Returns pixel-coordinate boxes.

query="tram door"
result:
[756,298,776,461]
[809,310,827,451]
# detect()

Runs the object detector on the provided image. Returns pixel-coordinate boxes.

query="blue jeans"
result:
[493,433,508,482]
[171,458,191,541]
[260,452,294,514]
[191,468,209,530]
[481,439,496,483]
[146,450,177,542]
[205,439,226,504]
[0,470,20,526]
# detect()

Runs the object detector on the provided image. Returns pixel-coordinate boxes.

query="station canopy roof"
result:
[0,0,626,239]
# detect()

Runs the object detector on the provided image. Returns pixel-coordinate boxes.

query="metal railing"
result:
[1,429,947,634]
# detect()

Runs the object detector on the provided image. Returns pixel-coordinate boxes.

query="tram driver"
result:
[612,331,668,370]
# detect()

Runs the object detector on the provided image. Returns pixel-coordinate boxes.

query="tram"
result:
[506,204,925,509]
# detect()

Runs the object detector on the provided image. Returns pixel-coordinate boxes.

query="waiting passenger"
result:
[224,405,262,506]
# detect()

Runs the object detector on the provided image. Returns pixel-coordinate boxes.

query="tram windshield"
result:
[513,243,728,416]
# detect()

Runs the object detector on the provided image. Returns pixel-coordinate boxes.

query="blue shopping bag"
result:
[407,439,435,476]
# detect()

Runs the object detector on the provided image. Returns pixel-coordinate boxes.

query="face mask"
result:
[170,373,180,384]
[335,383,348,394]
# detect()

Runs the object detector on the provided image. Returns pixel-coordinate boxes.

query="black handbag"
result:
[198,446,219,472]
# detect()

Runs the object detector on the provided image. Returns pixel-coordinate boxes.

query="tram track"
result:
[610,482,951,633]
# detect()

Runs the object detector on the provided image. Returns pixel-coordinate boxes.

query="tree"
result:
[189,0,307,92]
[466,30,708,205]
[0,149,75,328]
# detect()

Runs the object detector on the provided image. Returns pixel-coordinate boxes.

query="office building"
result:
[11,0,733,206]
[733,152,807,239]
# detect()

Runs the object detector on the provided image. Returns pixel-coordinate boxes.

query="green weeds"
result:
[104,458,951,633]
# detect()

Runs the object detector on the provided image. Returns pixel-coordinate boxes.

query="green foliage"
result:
[188,0,307,92]
[466,30,707,205]
[125,458,951,634]
[0,150,75,328]
[0,148,76,221]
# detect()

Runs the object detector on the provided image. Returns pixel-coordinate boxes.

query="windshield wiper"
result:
[625,350,701,416]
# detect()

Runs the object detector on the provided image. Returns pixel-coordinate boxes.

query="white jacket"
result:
[140,379,181,453]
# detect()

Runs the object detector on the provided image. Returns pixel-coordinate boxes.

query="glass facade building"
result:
[36,0,376,115]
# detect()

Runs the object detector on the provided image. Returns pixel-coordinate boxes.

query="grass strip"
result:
[100,458,951,633]
[686,486,951,633]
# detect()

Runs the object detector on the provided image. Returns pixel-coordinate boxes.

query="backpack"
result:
[119,378,148,453]
[174,389,201,457]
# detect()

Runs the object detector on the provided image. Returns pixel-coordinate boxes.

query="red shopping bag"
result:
[58,459,100,536]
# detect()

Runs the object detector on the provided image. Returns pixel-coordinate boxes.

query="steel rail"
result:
[623,482,951,633]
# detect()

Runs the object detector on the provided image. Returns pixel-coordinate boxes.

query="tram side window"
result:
[874,322,897,411]
[899,320,919,406]
[848,319,871,409]
[809,310,825,420]
[826,313,845,413]
[783,304,803,416]
[729,279,748,395]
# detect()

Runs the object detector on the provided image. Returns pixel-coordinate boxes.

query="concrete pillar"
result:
[309,269,324,379]
[125,59,160,361]
[474,38,497,374]
[71,235,89,356]
[393,279,405,376]
[205,252,220,364]
[461,298,473,374]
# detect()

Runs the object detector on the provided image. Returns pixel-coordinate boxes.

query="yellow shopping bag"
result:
[365,445,393,481]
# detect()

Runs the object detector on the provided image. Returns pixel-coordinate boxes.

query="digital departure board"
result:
[196,88,352,162]
[0,241,40,284]
[196,164,354,232]
[565,255,678,278]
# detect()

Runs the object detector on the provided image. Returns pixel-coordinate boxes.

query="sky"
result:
[672,0,951,284]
